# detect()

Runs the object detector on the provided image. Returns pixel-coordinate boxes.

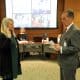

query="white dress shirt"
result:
[60,22,74,54]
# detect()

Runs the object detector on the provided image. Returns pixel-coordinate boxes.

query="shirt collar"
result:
[66,22,73,31]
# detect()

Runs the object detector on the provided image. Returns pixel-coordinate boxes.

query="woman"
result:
[0,17,22,80]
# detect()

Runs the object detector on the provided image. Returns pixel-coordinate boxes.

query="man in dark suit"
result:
[17,28,28,41]
[17,28,30,59]
[54,9,80,80]
[17,33,28,41]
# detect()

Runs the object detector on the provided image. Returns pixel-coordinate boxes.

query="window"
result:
[5,0,58,28]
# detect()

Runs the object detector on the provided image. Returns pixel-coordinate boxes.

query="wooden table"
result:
[19,41,57,59]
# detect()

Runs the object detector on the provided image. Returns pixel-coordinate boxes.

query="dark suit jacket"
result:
[0,33,22,78]
[0,33,11,76]
[58,24,80,69]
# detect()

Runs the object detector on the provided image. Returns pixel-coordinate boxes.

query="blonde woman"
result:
[0,17,22,80]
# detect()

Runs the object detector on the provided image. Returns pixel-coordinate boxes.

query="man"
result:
[17,28,28,41]
[54,9,80,80]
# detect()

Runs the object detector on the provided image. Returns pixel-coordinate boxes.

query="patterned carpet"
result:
[16,56,60,80]
[16,56,80,80]
[0,56,80,80]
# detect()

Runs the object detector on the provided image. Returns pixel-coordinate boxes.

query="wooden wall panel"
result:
[15,29,61,40]
[0,0,6,24]
[64,0,80,28]
[64,0,80,10]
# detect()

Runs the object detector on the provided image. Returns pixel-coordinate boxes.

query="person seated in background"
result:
[42,33,49,44]
[17,28,30,59]
[42,33,51,58]
[17,28,28,41]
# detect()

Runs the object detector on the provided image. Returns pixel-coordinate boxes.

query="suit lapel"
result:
[60,25,75,45]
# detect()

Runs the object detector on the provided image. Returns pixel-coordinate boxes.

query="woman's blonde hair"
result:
[1,17,15,38]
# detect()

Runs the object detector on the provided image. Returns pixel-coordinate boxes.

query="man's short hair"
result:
[64,9,74,18]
